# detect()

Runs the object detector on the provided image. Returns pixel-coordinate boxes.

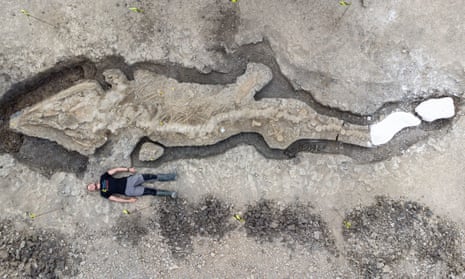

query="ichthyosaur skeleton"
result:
[9,63,370,156]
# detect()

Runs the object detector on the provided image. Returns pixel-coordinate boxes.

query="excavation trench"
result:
[0,41,454,175]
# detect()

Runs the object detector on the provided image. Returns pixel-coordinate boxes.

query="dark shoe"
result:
[170,191,178,199]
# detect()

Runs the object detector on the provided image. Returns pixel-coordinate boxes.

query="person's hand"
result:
[129,197,137,203]
[128,167,136,173]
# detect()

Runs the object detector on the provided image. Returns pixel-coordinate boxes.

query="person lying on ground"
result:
[87,167,177,203]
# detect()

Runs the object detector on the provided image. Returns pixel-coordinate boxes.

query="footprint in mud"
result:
[0,219,81,278]
[343,196,465,277]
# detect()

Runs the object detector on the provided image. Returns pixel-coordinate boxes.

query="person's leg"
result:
[142,188,157,196]
[156,189,177,198]
[142,174,157,181]
[143,187,177,199]
[125,174,145,196]
[142,173,177,182]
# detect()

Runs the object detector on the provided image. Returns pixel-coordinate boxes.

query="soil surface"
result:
[1,0,465,278]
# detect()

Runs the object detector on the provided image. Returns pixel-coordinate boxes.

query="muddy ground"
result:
[1,0,465,278]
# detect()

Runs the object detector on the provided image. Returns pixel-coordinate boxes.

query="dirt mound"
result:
[191,195,235,238]
[157,195,234,258]
[112,215,149,247]
[243,200,336,252]
[157,197,336,258]
[343,196,465,277]
[0,219,81,278]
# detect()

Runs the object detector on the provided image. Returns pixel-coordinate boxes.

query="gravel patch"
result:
[343,196,465,277]
[243,200,336,252]
[0,219,81,278]
[157,195,234,258]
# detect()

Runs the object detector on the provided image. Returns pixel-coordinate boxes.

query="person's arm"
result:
[108,195,137,203]
[107,167,136,175]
